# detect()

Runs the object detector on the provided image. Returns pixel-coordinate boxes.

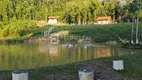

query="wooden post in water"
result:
[12,70,29,80]
[78,69,94,80]
[113,60,124,70]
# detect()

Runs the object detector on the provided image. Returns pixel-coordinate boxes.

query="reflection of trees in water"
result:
[88,46,94,59]
[110,46,128,57]
[94,47,111,58]
[0,44,50,70]
[0,44,112,70]
[0,44,137,70]
[67,47,72,57]
[48,44,60,66]
[111,46,120,56]
[48,45,112,66]
[80,47,84,60]
[49,45,59,57]
[38,42,49,53]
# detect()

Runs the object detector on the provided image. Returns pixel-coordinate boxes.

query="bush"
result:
[2,20,38,38]
[121,43,142,49]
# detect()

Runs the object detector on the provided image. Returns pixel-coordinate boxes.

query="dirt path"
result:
[0,61,124,80]
[44,61,124,80]
[75,61,123,80]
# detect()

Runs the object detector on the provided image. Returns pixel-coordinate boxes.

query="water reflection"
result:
[0,43,141,70]
[94,47,111,58]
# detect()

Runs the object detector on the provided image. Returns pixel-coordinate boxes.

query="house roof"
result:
[96,16,112,21]
[48,16,59,19]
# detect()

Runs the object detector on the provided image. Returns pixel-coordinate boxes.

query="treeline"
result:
[0,0,142,25]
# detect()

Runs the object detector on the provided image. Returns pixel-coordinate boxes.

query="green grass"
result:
[97,53,142,80]
[29,64,78,80]
[121,43,142,49]
[32,23,142,43]
[1,23,142,43]
[0,64,78,80]
[0,52,142,80]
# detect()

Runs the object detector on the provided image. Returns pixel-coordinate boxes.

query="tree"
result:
[125,0,142,44]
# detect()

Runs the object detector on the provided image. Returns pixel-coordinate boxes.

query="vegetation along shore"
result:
[0,23,142,44]
[0,0,142,80]
[0,52,142,80]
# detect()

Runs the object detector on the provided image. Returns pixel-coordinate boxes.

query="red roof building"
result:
[48,16,59,25]
[96,16,112,24]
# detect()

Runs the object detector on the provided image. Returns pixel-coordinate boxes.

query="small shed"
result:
[96,16,112,24]
[48,16,59,25]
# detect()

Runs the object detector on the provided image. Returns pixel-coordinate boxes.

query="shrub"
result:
[121,43,142,49]
[2,20,38,38]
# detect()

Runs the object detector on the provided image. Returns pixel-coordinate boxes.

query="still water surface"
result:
[0,43,141,70]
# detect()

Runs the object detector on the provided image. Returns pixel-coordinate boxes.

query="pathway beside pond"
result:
[0,61,123,80]
[75,61,123,80]
[1,52,142,80]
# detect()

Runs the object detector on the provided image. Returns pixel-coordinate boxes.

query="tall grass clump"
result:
[2,20,38,39]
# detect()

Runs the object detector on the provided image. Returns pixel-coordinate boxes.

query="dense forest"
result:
[0,0,142,24]
[0,0,142,38]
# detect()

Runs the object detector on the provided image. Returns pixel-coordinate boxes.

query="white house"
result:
[96,16,112,24]
[48,16,59,25]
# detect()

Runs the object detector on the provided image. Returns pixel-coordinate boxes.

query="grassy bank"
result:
[1,23,142,43]
[33,23,142,43]
[0,52,142,80]
[98,53,142,80]
[0,20,38,43]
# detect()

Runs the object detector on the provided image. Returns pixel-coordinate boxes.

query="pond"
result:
[0,42,141,70]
